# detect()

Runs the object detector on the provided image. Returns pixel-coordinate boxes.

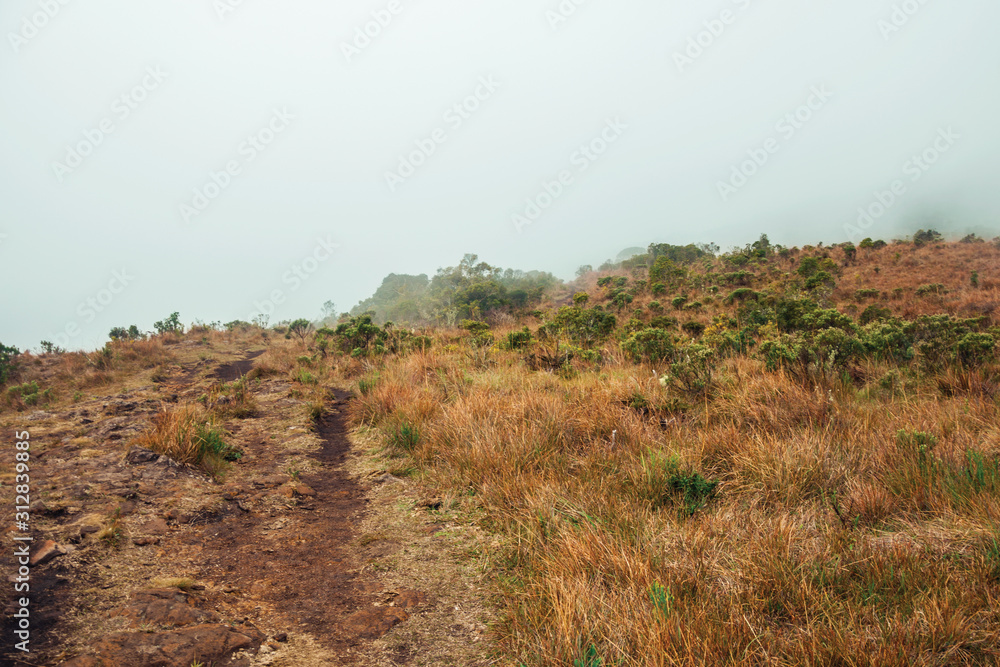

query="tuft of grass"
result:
[131,407,240,477]
[151,577,197,591]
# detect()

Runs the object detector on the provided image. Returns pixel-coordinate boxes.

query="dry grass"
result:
[130,406,235,477]
[348,325,1000,664]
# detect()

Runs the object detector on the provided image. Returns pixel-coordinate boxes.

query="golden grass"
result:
[349,337,1000,665]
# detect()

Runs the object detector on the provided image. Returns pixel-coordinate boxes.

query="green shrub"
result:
[854,289,880,301]
[805,271,835,291]
[505,327,533,350]
[915,283,946,297]
[681,321,706,337]
[109,325,144,341]
[955,333,996,367]
[153,312,183,334]
[671,296,688,310]
[622,328,675,364]
[0,343,19,385]
[638,450,719,516]
[859,304,892,325]
[663,343,714,396]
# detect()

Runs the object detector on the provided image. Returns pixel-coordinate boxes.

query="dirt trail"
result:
[195,388,389,660]
[0,346,490,666]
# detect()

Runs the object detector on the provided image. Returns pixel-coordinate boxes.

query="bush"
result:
[671,296,688,310]
[663,343,714,396]
[622,328,675,364]
[109,325,144,341]
[6,381,50,408]
[805,271,835,291]
[0,343,19,385]
[285,318,313,341]
[854,289,880,301]
[955,333,996,367]
[859,304,892,325]
[913,229,942,246]
[724,288,758,305]
[916,283,946,297]
[681,321,706,337]
[153,312,183,335]
[505,327,533,350]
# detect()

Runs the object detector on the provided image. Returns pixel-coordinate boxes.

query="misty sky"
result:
[1,0,998,351]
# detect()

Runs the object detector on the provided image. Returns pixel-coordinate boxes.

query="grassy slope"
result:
[350,239,1000,666]
[4,238,1000,665]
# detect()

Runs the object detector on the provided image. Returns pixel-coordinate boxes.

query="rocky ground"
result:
[0,338,494,666]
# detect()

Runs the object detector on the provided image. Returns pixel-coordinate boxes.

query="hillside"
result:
[3,232,1000,666]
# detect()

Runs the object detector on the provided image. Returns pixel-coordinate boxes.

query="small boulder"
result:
[30,540,65,566]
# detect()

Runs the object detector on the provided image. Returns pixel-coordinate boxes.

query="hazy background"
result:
[1,0,998,350]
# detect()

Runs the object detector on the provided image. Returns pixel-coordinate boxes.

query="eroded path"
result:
[1,343,493,666]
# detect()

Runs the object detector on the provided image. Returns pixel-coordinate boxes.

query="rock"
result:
[111,589,221,628]
[373,474,404,485]
[28,500,48,514]
[30,540,66,566]
[258,475,287,489]
[132,536,160,546]
[63,622,263,666]
[394,588,429,609]
[292,483,315,497]
[342,607,409,639]
[125,447,160,465]
[164,508,193,524]
[273,632,288,642]
[142,517,169,535]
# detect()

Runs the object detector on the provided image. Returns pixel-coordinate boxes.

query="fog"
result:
[1,0,998,350]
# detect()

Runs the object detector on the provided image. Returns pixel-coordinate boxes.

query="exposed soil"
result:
[0,342,494,666]
[210,350,265,383]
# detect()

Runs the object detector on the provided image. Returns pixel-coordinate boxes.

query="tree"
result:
[286,318,313,342]
[153,312,183,334]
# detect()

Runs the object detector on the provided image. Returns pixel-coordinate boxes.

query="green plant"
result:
[574,645,605,667]
[0,343,19,385]
[358,374,379,396]
[649,581,674,619]
[38,340,65,354]
[109,325,144,341]
[153,312,183,335]
[286,318,313,341]
[622,328,674,364]
[389,421,420,452]
[915,283,946,297]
